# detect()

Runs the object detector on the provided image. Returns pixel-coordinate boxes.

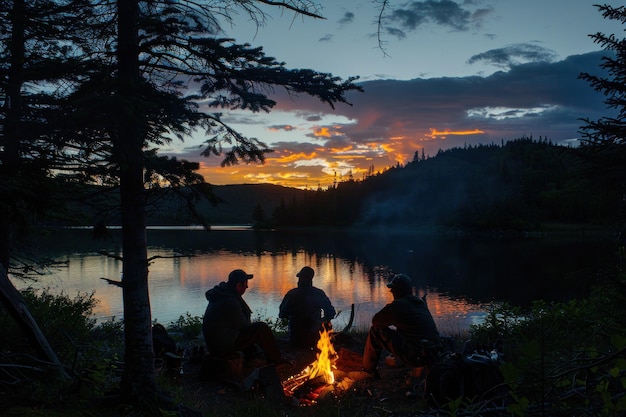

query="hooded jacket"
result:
[202,281,253,356]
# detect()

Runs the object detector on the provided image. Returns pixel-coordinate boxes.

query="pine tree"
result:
[75,0,362,404]
[578,4,626,224]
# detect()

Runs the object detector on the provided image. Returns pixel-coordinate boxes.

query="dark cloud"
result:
[468,43,558,69]
[272,51,613,155]
[268,124,297,131]
[324,135,354,150]
[471,7,493,21]
[319,34,333,42]
[297,112,323,122]
[338,11,355,25]
[271,141,318,153]
[385,0,490,35]
[385,26,407,39]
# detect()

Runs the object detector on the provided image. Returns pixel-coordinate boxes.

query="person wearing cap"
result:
[353,274,440,380]
[202,269,286,366]
[279,266,336,348]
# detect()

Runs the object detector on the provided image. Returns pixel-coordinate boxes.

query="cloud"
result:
[169,51,615,188]
[221,112,268,126]
[471,7,493,21]
[384,26,407,39]
[338,11,355,25]
[468,43,559,69]
[384,0,492,35]
[268,124,297,132]
[307,125,346,140]
[298,112,323,122]
[319,34,333,42]
[272,51,611,153]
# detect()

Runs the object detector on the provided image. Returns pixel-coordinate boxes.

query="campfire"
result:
[282,325,339,405]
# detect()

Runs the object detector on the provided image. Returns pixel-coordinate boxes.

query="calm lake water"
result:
[16,227,617,334]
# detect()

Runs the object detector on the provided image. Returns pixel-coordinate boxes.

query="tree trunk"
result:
[0,265,69,379]
[117,0,156,403]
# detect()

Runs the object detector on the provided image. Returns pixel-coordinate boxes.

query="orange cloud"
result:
[380,143,396,153]
[196,134,419,189]
[333,154,367,160]
[327,145,356,154]
[268,151,317,164]
[313,127,333,138]
[428,128,485,138]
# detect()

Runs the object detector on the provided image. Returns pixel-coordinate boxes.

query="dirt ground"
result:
[177,332,433,416]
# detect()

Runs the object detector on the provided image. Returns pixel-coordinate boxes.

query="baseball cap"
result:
[386,274,412,292]
[296,266,315,279]
[228,269,253,284]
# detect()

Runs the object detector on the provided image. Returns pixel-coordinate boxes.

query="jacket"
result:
[279,279,336,347]
[372,294,440,344]
[202,281,252,356]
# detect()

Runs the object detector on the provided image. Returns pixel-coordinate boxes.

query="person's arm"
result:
[228,297,251,328]
[371,302,397,328]
[321,294,336,320]
[278,289,294,319]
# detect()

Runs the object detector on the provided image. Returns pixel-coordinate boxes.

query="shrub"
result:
[0,288,128,409]
[167,312,203,343]
[469,270,626,416]
[1,288,98,363]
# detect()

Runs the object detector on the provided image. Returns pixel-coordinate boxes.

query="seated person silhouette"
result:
[279,266,336,348]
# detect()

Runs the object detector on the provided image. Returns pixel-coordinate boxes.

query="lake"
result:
[16,227,617,334]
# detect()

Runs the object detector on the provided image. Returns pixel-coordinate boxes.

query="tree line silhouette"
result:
[74,135,617,232]
[251,136,618,231]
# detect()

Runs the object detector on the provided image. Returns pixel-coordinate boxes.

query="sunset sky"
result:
[161,0,624,189]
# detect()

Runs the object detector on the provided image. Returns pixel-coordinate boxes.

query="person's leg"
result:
[362,326,385,370]
[234,322,282,363]
[363,326,409,370]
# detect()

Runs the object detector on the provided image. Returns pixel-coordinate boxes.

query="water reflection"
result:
[16,228,616,334]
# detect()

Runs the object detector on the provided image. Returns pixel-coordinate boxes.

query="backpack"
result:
[152,323,182,378]
[426,348,505,407]
[425,351,465,405]
[152,323,177,357]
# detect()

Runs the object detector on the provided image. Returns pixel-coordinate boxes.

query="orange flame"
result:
[306,325,336,384]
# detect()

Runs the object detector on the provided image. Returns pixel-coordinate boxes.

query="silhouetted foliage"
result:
[578,4,626,229]
[0,0,96,272]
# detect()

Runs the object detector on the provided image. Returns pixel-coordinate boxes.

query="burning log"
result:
[282,366,313,395]
[282,325,339,405]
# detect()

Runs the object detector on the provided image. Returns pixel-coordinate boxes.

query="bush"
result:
[469,270,626,416]
[0,288,126,410]
[167,312,202,343]
[0,288,98,363]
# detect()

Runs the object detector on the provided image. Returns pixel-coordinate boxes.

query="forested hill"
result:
[340,137,614,230]
[63,137,617,231]
[186,137,616,231]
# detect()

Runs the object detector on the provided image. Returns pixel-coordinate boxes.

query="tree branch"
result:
[255,0,324,19]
